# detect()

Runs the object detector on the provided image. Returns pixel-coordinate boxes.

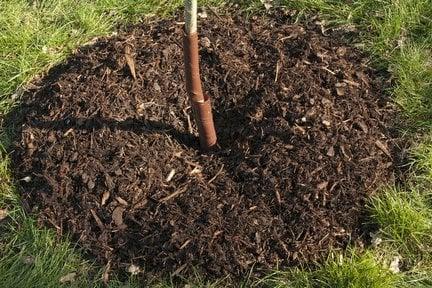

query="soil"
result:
[9,10,400,278]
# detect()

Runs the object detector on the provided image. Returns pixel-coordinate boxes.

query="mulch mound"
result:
[9,10,400,278]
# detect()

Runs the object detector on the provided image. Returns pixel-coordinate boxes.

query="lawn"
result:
[0,0,431,287]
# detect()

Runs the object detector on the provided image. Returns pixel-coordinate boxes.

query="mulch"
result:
[9,9,401,279]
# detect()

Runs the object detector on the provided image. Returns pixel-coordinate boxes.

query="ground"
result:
[0,1,431,288]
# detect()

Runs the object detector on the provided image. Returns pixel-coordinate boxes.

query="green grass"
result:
[1,0,432,287]
[257,251,401,288]
[0,219,89,288]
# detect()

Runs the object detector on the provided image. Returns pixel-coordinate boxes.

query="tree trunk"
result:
[184,0,217,150]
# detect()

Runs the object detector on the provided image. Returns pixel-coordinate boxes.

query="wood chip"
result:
[275,189,282,204]
[357,121,369,133]
[322,120,331,127]
[375,140,392,158]
[327,146,335,157]
[165,169,176,182]
[124,44,137,80]
[336,87,345,96]
[104,174,114,190]
[189,167,202,175]
[115,196,128,206]
[112,206,126,228]
[101,191,110,206]
[317,181,329,190]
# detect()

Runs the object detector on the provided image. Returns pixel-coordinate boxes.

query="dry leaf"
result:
[112,206,126,228]
[59,272,77,284]
[0,209,8,221]
[124,44,136,80]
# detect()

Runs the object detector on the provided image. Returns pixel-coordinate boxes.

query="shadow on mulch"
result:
[6,9,404,280]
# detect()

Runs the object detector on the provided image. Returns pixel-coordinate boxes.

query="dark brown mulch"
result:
[9,10,400,278]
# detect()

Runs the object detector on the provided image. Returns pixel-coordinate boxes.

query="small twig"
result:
[159,187,188,202]
[275,189,282,204]
[102,261,111,285]
[343,79,360,87]
[275,61,280,82]
[185,109,193,134]
[208,164,224,184]
[207,6,223,21]
[180,239,192,249]
[184,159,202,168]
[320,66,336,75]
[90,209,104,230]
[172,263,187,276]
[165,169,176,182]
[63,128,74,137]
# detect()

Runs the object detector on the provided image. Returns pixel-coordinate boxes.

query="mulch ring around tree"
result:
[9,9,402,279]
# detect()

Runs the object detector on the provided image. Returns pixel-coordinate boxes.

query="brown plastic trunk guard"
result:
[184,32,217,150]
[191,96,217,149]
